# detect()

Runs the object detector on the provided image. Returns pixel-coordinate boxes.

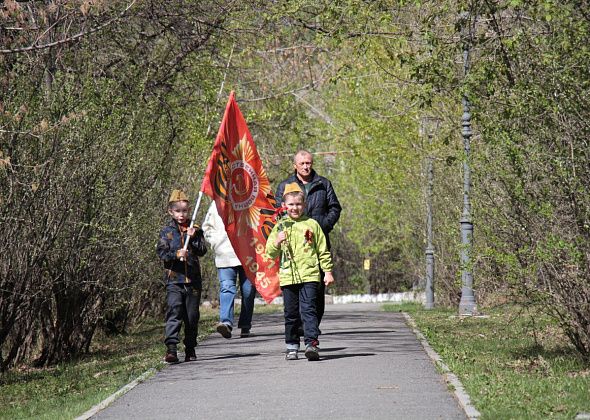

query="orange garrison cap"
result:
[168,189,189,203]
[282,182,303,197]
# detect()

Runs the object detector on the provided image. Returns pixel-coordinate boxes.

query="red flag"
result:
[201,92,280,303]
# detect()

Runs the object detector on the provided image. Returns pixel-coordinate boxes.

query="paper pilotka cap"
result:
[168,189,189,203]
[282,182,303,197]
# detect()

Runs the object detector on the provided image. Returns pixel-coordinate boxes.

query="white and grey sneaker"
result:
[304,345,320,361]
[216,323,232,339]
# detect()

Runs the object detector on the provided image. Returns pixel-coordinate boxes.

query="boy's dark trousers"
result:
[298,271,326,328]
[165,283,201,350]
[282,282,320,347]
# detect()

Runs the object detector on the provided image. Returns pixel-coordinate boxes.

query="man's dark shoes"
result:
[216,323,232,339]
[184,348,197,362]
[240,328,251,338]
[304,342,320,361]
[164,344,179,363]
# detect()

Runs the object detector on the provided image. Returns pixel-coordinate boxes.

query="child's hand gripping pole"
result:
[272,206,288,265]
[180,191,204,262]
[273,206,298,266]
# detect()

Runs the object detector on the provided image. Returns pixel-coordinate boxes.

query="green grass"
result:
[383,303,590,419]
[0,305,282,419]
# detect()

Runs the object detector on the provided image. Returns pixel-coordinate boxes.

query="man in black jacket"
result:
[275,150,342,326]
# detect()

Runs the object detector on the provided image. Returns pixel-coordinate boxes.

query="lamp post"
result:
[458,11,477,316]
[420,116,440,310]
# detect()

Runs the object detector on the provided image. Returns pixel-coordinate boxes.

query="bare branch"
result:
[0,0,137,55]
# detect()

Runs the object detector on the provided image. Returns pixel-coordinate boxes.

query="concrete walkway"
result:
[92,303,467,420]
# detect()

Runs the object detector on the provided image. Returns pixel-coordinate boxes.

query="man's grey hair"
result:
[293,150,313,163]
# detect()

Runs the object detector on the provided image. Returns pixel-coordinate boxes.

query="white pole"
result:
[180,191,204,261]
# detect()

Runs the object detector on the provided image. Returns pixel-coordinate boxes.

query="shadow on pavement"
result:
[199,352,261,361]
[320,353,376,360]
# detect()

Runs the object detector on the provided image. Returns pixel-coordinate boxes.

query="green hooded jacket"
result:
[265,215,333,286]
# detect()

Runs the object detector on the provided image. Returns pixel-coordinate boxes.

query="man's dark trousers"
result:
[317,271,326,324]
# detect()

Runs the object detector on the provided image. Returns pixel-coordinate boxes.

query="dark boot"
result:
[184,347,197,362]
[165,344,179,363]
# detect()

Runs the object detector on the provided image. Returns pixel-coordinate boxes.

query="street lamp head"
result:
[458,11,471,37]
[420,116,441,138]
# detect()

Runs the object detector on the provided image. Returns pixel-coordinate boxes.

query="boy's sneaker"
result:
[164,345,179,363]
[184,348,197,362]
[240,328,251,338]
[304,344,320,361]
[285,350,298,360]
[216,323,232,339]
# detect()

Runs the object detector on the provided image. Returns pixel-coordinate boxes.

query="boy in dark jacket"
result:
[156,190,207,363]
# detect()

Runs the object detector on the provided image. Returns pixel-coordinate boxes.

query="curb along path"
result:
[92,303,468,420]
[403,313,481,419]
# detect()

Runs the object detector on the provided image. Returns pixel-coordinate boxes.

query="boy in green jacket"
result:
[266,182,335,361]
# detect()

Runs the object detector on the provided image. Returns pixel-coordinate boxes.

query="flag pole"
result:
[179,190,204,261]
[179,47,233,261]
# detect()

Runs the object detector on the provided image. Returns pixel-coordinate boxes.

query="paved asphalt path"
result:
[93,303,466,420]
